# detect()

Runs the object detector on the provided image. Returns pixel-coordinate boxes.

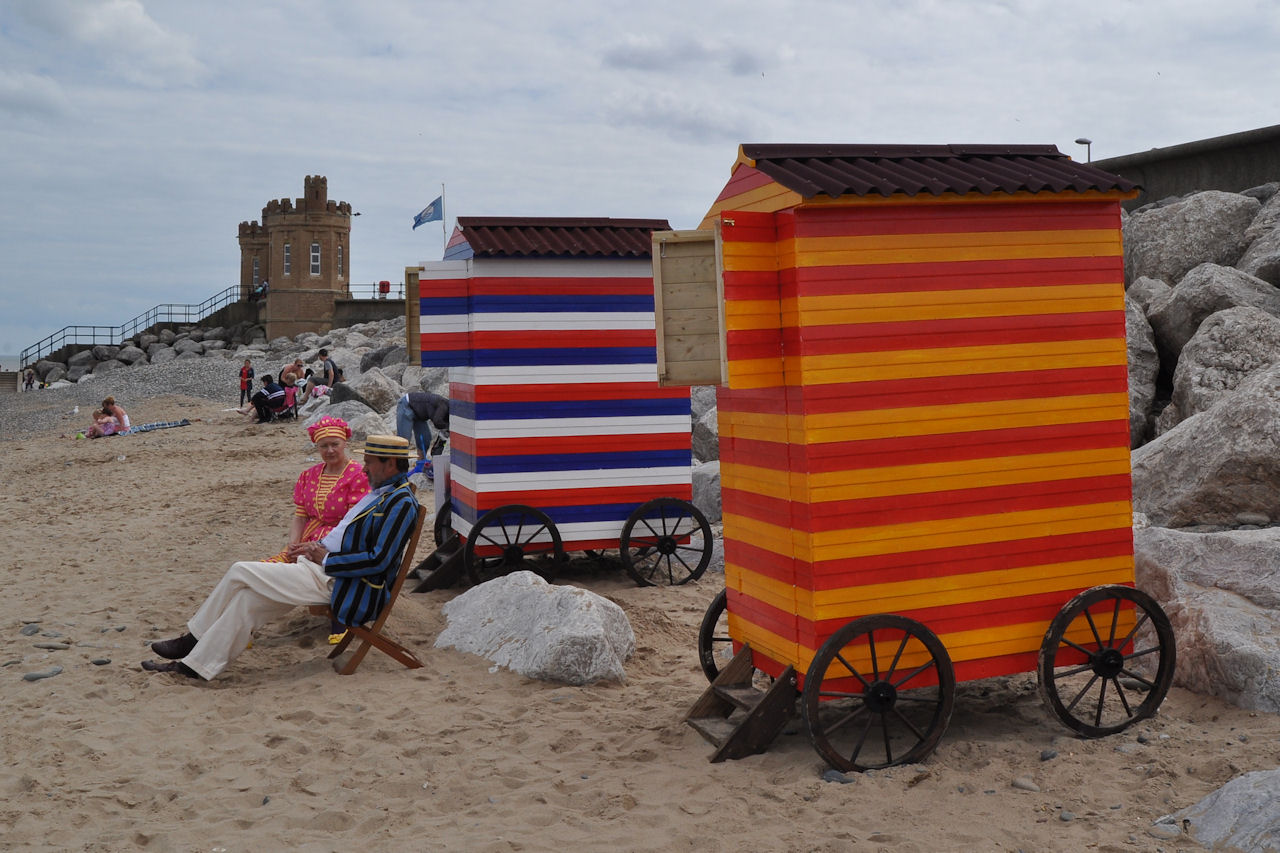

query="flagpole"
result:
[440,182,446,254]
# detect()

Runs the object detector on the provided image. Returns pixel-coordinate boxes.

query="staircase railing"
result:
[21,285,242,367]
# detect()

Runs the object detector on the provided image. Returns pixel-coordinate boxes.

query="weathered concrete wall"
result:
[332,298,405,328]
[1096,124,1280,209]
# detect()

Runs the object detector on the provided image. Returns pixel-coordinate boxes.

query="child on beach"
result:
[86,409,119,438]
[238,359,255,406]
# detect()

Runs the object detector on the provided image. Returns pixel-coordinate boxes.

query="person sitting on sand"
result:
[142,435,419,680]
[237,375,285,422]
[102,396,130,432]
[280,358,305,388]
[86,408,120,439]
[261,416,370,644]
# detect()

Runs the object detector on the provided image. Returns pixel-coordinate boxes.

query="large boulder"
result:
[159,328,177,344]
[692,460,722,524]
[1131,363,1280,526]
[33,359,62,381]
[149,346,178,364]
[1127,276,1172,316]
[68,349,96,369]
[1124,190,1260,285]
[1146,263,1280,363]
[1157,769,1280,852]
[692,407,719,462]
[1135,525,1280,712]
[346,367,402,413]
[185,328,205,343]
[691,386,718,421]
[360,345,398,372]
[66,364,92,382]
[173,338,205,356]
[1125,300,1158,447]
[137,333,159,350]
[435,571,635,685]
[328,382,374,411]
[43,364,66,384]
[346,411,388,442]
[302,399,376,430]
[1168,307,1280,428]
[203,339,227,351]
[91,359,127,376]
[203,326,229,343]
[115,345,147,365]
[90,344,120,361]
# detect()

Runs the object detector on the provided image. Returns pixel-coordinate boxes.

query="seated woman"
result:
[102,396,130,432]
[86,408,120,438]
[262,416,369,643]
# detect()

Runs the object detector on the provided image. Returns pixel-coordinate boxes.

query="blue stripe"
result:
[456,500,644,528]
[419,296,469,315]
[420,350,468,367]
[473,347,655,366]
[452,448,691,474]
[470,295,654,312]
[443,244,474,261]
[451,398,689,421]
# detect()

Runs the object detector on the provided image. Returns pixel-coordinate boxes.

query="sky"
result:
[1,0,1277,360]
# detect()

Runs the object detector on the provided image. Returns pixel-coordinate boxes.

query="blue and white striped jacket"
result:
[324,473,420,626]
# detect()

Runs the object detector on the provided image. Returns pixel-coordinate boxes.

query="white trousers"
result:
[183,558,331,680]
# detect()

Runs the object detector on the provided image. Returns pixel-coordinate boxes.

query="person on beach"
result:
[395,391,449,470]
[102,397,130,432]
[23,368,35,391]
[262,416,369,644]
[305,349,339,398]
[239,375,284,422]
[142,435,419,681]
[238,359,255,406]
[86,408,120,438]
[280,358,304,388]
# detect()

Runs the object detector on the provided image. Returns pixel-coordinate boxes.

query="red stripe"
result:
[792,201,1121,237]
[714,164,776,203]
[452,432,690,456]
[452,482,691,515]
[469,276,655,295]
[785,256,1122,296]
[462,382,689,403]
[420,331,468,350]
[725,528,1132,589]
[469,330,655,348]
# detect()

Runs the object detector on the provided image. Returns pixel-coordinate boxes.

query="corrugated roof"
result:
[739,144,1140,199]
[454,217,672,258]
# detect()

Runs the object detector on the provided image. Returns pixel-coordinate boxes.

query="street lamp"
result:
[1074,137,1093,163]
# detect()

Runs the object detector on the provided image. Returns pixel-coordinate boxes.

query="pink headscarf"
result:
[306,416,351,444]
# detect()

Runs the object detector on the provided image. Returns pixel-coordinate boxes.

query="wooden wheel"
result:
[1038,585,1176,737]
[620,498,712,586]
[433,498,454,549]
[802,614,955,772]
[697,589,732,682]
[464,504,563,585]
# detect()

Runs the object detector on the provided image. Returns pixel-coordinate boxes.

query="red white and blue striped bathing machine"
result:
[411,217,713,587]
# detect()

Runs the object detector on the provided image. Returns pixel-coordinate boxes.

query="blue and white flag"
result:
[413,195,443,229]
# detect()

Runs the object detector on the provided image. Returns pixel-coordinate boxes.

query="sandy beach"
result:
[2,391,1277,851]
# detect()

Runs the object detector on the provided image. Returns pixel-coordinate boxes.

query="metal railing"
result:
[21,285,242,366]
[345,281,405,300]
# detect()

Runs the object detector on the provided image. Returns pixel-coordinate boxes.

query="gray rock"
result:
[33,359,62,381]
[204,326,229,342]
[1132,362,1280,526]
[346,367,402,413]
[821,769,856,784]
[1245,189,1280,243]
[1136,525,1280,711]
[418,366,449,395]
[91,359,127,376]
[1160,768,1280,850]
[185,328,205,343]
[176,351,202,360]
[159,328,176,344]
[1168,306,1280,427]
[1125,190,1260,285]
[1011,776,1040,792]
[202,339,226,351]
[44,365,66,384]
[1236,511,1271,526]
[692,461,722,524]
[33,642,69,650]
[137,333,159,350]
[66,365,92,383]
[692,407,720,463]
[68,349,96,368]
[115,345,147,365]
[302,399,376,429]
[328,382,373,410]
[268,336,293,351]
[435,571,635,684]
[23,666,63,681]
[297,393,328,419]
[1147,263,1280,363]
[173,339,205,356]
[1237,229,1280,287]
[691,386,718,420]
[1126,275,1172,316]
[149,347,178,364]
[90,344,120,361]
[381,345,408,368]
[346,411,389,442]
[1241,181,1280,203]
[360,345,398,372]
[379,362,407,384]
[1125,300,1158,447]
[19,624,39,636]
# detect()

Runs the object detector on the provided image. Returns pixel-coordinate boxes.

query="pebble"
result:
[1040,749,1058,761]
[41,630,63,638]
[19,624,39,636]
[1011,776,1040,792]
[822,769,855,784]
[1059,811,1075,822]
[33,642,70,650]
[1148,823,1181,840]
[1137,733,1149,744]
[90,658,111,666]
[23,666,63,682]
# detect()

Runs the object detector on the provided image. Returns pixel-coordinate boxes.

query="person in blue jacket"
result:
[142,435,420,680]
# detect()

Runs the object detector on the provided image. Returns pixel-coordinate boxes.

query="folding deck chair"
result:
[309,505,426,675]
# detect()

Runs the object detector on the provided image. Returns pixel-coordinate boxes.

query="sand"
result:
[2,394,1276,852]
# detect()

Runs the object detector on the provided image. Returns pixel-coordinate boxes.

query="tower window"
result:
[338,245,344,279]
[252,257,260,286]
[310,242,321,276]
[283,243,291,276]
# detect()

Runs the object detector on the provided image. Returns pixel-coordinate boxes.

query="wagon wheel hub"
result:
[656,536,679,556]
[503,545,525,564]
[1093,647,1125,679]
[863,680,897,713]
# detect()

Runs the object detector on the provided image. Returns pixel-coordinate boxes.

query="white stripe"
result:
[467,257,654,278]
[449,466,691,494]
[468,312,656,330]
[449,364,659,384]
[414,261,471,278]
[419,316,470,332]
[451,414,691,438]
[449,517,693,548]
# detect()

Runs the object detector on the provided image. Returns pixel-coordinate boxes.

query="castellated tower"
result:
[237,175,354,339]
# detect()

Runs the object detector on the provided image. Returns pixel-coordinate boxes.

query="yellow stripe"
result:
[791,231,1122,268]
[800,392,1127,435]
[786,283,1123,325]
[795,229,1122,256]
[699,185,803,230]
[723,501,1132,562]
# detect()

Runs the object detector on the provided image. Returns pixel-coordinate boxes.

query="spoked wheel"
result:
[464,504,564,585]
[1038,585,1176,737]
[433,498,455,549]
[620,498,712,586]
[802,614,956,772]
[698,589,732,682]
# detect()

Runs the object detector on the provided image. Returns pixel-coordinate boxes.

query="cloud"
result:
[18,0,205,87]
[602,34,769,77]
[0,70,70,119]
[604,89,756,144]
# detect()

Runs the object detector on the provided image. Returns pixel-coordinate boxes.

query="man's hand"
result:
[286,541,327,563]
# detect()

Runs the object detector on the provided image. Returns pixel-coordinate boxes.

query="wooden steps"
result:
[685,644,797,762]
[409,536,465,592]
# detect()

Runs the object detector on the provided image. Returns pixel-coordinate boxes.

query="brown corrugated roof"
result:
[739,144,1140,198]
[455,217,671,258]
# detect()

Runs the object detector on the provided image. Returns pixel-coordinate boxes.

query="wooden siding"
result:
[715,199,1135,685]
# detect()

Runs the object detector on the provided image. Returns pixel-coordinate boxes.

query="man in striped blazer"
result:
[142,435,420,680]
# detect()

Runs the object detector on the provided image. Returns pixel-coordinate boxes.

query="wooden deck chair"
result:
[309,505,426,675]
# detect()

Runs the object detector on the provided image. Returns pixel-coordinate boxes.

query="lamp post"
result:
[1075,137,1093,163]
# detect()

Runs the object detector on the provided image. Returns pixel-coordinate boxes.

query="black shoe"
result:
[150,633,197,659]
[141,659,202,679]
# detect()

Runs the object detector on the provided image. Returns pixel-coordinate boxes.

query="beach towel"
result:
[123,419,192,435]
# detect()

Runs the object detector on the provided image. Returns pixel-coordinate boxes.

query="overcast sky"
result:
[1,0,1277,359]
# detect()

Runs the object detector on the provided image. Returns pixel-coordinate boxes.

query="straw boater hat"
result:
[363,434,411,458]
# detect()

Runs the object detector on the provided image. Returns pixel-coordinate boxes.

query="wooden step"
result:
[685,644,798,763]
[410,538,465,592]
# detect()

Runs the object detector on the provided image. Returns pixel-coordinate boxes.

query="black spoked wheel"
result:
[697,589,731,682]
[433,498,455,549]
[620,498,712,587]
[1038,585,1176,737]
[464,504,564,585]
[802,614,956,772]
